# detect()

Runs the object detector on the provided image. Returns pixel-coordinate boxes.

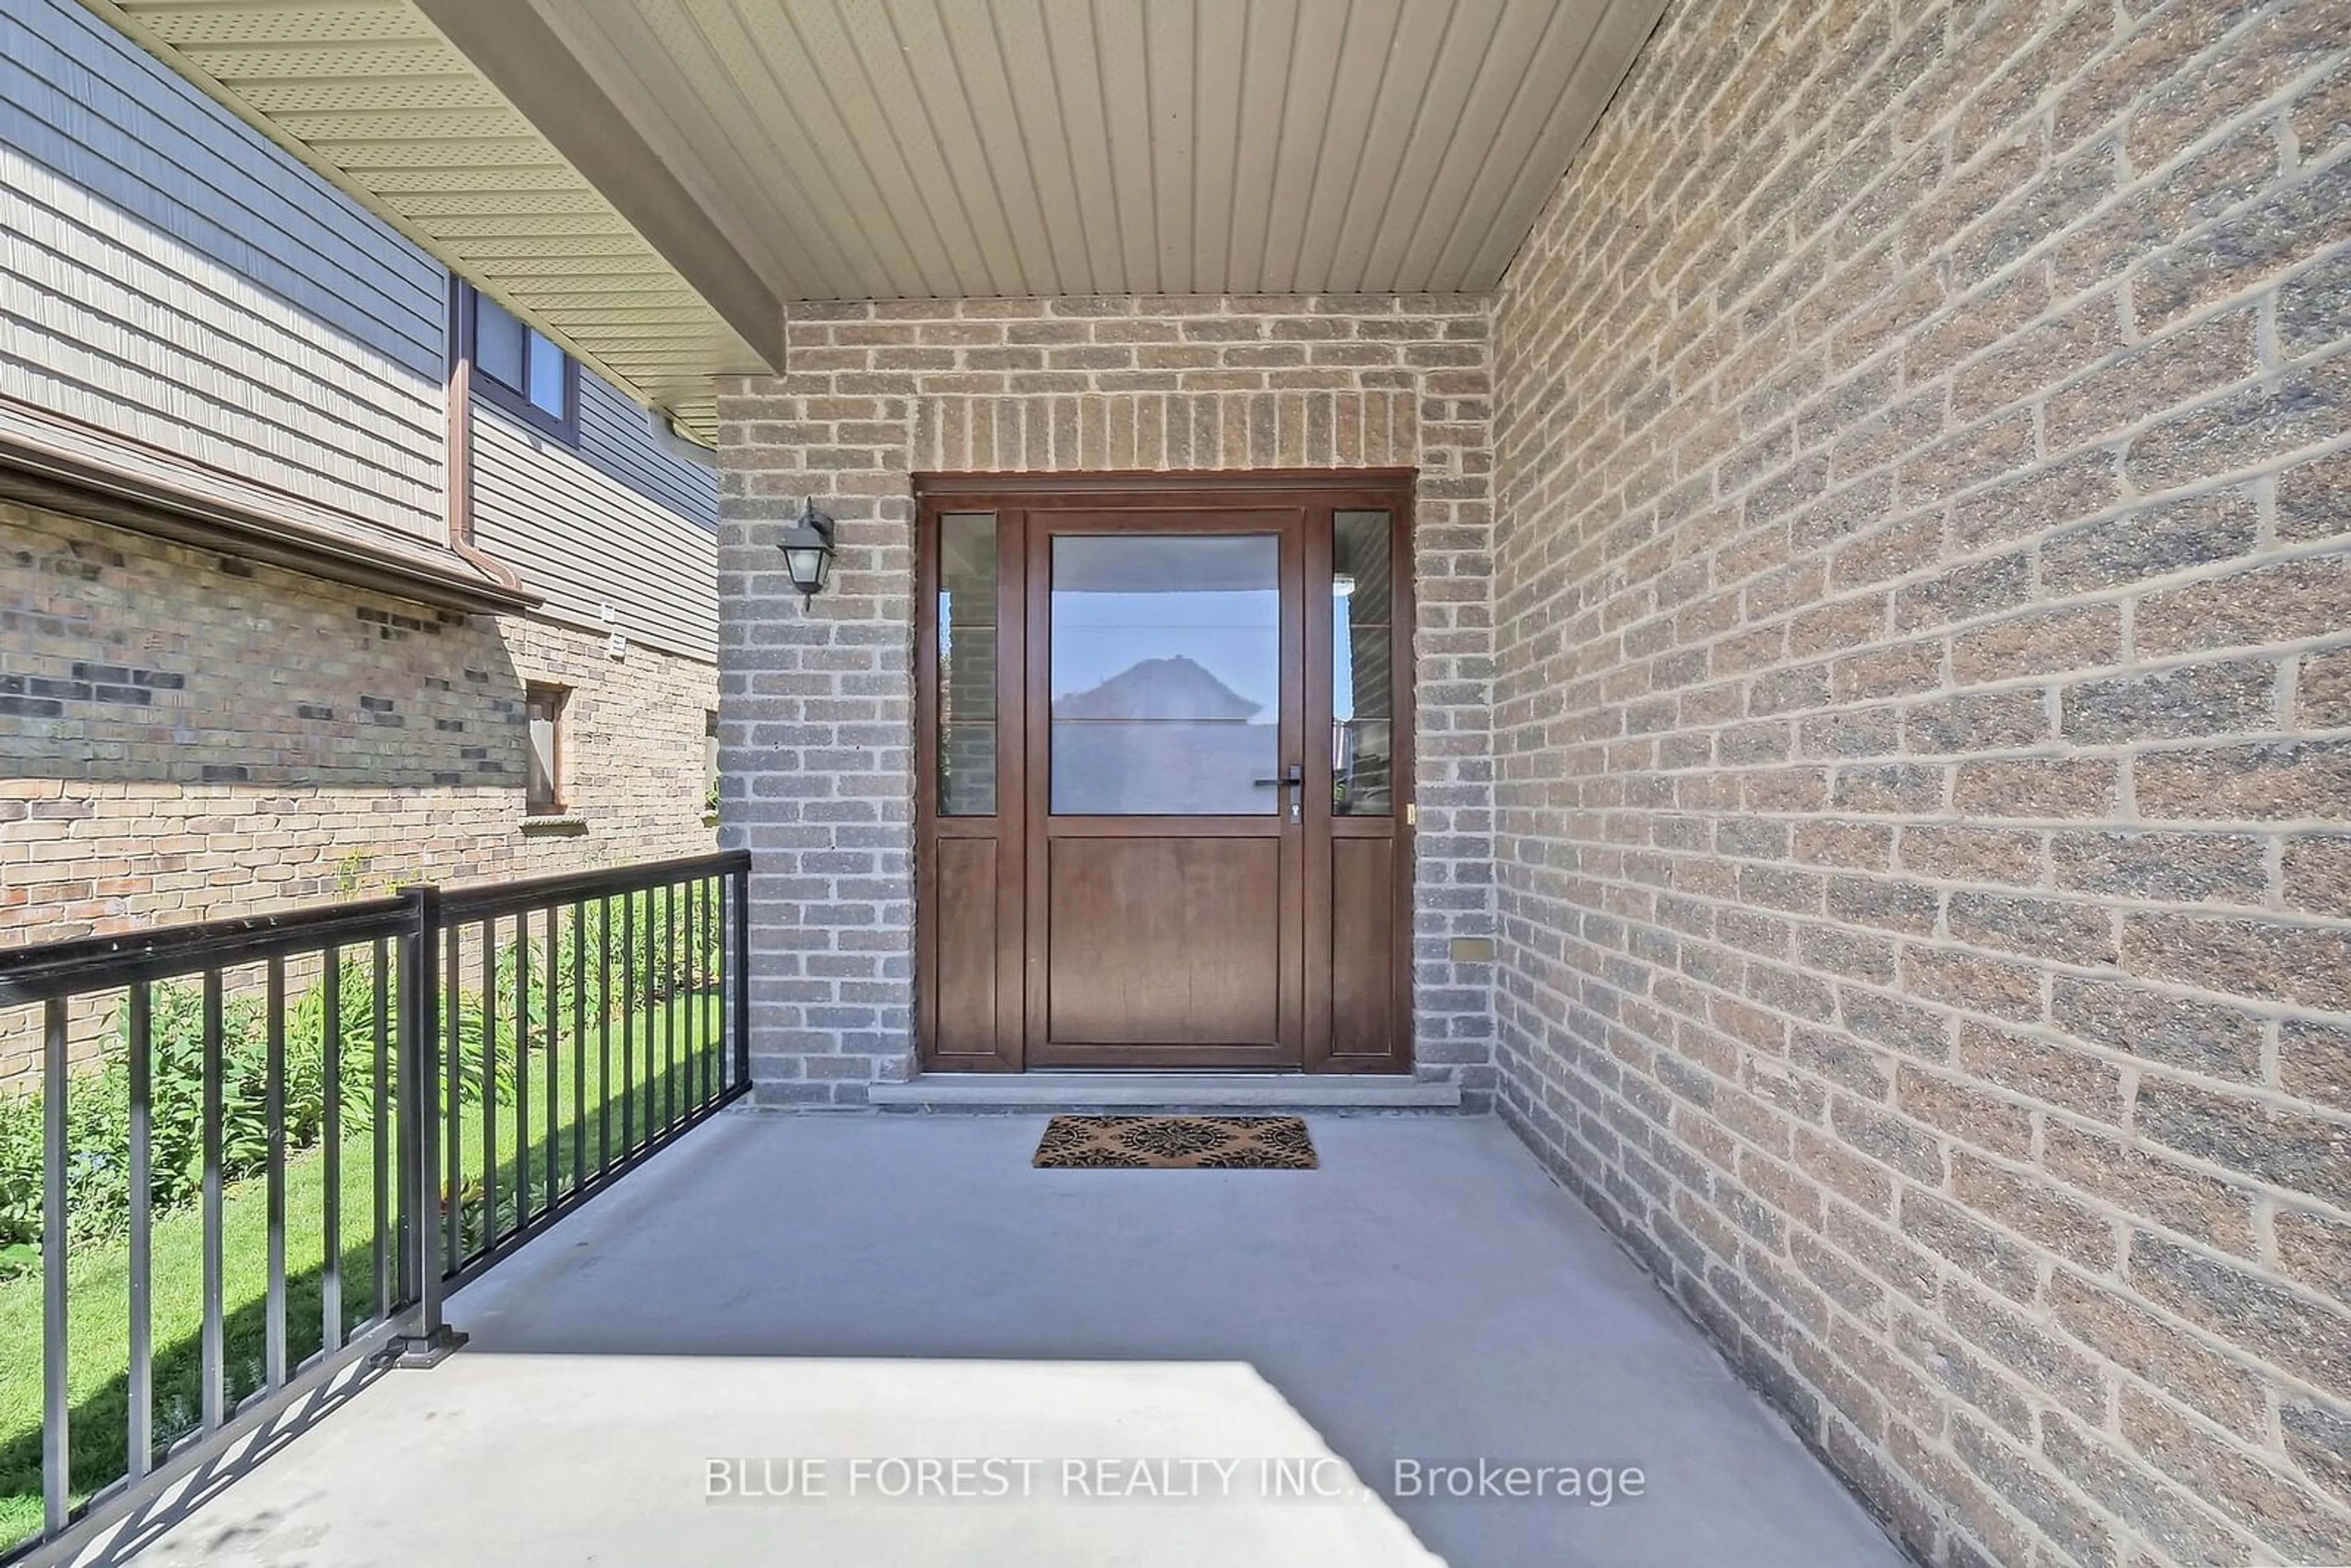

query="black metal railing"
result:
[0,850,751,1561]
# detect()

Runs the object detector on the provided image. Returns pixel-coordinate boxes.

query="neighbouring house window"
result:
[703,709,720,812]
[526,685,568,814]
[462,282,576,441]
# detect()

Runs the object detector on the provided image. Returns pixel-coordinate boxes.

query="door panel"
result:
[931,838,1003,1054]
[1329,837,1396,1056]
[1044,838,1283,1046]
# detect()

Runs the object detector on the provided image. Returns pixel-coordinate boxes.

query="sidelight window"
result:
[1331,510,1394,816]
[936,513,999,816]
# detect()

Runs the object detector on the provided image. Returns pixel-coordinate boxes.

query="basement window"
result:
[526,684,569,814]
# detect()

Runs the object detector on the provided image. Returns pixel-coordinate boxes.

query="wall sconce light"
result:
[778,496,836,609]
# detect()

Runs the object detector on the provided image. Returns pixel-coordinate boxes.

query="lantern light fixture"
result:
[778,496,836,608]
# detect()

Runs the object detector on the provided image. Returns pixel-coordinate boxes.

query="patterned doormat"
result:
[1032,1115,1318,1169]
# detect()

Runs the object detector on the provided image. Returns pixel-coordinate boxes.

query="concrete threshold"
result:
[864,1071,1463,1112]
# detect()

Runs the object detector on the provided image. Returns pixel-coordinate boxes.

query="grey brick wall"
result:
[714,294,1498,1104]
[1,498,721,1081]
[1488,1,2351,1564]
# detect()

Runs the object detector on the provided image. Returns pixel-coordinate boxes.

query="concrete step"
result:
[863,1071,1463,1112]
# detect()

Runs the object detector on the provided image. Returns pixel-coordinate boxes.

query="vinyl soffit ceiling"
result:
[80,0,767,439]
[527,0,1671,299]
[77,0,1670,435]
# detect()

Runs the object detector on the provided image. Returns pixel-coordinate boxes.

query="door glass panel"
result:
[937,512,998,816]
[1051,533,1280,815]
[1332,511,1393,816]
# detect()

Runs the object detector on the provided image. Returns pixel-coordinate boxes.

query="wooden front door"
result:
[1030,509,1304,1067]
[915,473,1413,1075]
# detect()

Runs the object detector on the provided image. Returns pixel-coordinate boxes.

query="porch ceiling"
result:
[81,0,1670,433]
[521,0,1671,300]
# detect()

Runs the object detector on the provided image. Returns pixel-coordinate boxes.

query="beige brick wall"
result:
[716,293,1498,1103]
[1488,1,2350,1564]
[1,500,719,1080]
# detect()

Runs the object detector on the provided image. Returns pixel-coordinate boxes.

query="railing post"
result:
[388,883,466,1367]
[731,860,751,1091]
[42,997,69,1537]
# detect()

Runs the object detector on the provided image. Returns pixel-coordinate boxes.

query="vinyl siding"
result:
[574,372,718,530]
[470,402,718,662]
[0,0,444,537]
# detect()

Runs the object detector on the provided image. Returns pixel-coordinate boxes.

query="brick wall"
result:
[1488,1,2350,1565]
[1,500,719,1079]
[714,294,1498,1103]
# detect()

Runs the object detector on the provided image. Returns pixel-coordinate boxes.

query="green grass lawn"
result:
[0,992,724,1552]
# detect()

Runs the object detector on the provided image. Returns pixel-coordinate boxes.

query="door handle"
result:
[1253,763,1304,822]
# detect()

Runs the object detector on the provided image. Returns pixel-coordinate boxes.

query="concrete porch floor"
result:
[129,1114,1904,1567]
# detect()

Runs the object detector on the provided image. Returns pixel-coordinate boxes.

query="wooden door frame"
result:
[913,470,1417,1075]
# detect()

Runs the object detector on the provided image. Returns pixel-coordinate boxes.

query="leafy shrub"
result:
[0,961,383,1274]
[0,1092,37,1278]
